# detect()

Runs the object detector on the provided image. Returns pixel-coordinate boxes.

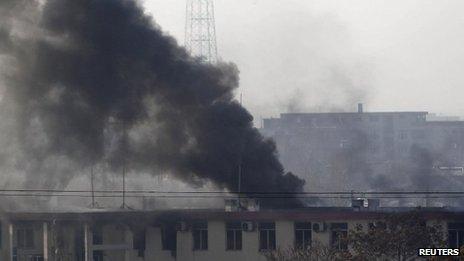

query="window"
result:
[226,222,242,251]
[161,226,177,251]
[133,229,146,257]
[295,222,311,249]
[448,223,464,248]
[93,250,103,261]
[368,143,378,153]
[27,255,43,261]
[398,130,408,140]
[340,140,350,149]
[17,228,34,249]
[74,227,85,261]
[12,247,17,261]
[259,222,276,251]
[92,226,103,245]
[330,223,348,251]
[412,130,426,140]
[192,221,208,251]
[368,221,386,230]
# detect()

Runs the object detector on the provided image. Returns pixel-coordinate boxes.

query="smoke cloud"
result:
[0,0,304,207]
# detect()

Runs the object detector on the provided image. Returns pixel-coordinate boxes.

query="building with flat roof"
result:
[260,105,464,206]
[0,205,463,261]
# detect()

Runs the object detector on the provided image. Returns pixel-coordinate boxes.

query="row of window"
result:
[10,221,464,254]
[169,221,348,252]
[169,221,464,252]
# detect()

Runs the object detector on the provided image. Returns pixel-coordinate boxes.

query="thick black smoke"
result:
[0,0,304,206]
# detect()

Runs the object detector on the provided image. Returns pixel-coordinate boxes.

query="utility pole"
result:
[185,0,218,63]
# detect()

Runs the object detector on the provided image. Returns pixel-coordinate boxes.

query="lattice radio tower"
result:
[185,0,218,63]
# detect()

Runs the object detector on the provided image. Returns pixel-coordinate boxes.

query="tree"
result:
[264,210,446,261]
[349,210,445,261]
[263,240,350,261]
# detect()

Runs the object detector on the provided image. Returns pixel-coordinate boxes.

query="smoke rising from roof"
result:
[0,0,304,207]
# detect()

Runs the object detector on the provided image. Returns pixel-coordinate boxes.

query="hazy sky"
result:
[143,0,464,121]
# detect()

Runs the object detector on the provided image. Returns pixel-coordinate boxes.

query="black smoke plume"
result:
[0,0,304,207]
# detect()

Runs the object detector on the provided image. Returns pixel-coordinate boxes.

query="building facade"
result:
[0,206,463,261]
[260,107,464,206]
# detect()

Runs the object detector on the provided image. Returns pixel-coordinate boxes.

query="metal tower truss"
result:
[185,0,218,63]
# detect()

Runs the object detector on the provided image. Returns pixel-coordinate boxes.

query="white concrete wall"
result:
[140,219,361,261]
[175,220,267,261]
[276,220,293,249]
[0,217,456,261]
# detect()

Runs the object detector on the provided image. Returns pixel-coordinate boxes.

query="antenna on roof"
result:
[238,92,243,210]
[120,121,132,210]
[88,165,100,209]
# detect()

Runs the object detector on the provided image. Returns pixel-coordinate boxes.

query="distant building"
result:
[260,105,464,205]
[0,206,462,260]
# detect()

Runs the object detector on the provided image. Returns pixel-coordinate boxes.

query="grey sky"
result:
[143,0,464,121]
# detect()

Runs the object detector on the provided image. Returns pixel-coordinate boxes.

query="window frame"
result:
[93,250,104,261]
[161,226,177,251]
[448,222,464,248]
[17,227,34,249]
[192,221,208,251]
[330,223,348,251]
[294,222,312,249]
[92,226,103,245]
[258,222,276,251]
[27,255,44,261]
[133,229,146,257]
[225,222,242,251]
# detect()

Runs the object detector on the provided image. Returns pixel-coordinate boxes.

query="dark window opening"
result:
[17,228,34,249]
[92,226,103,245]
[259,222,276,251]
[192,221,208,251]
[368,222,387,230]
[226,222,242,251]
[13,247,17,261]
[133,229,146,257]
[27,255,43,261]
[93,250,104,261]
[448,223,464,248]
[331,223,348,251]
[74,227,85,261]
[161,225,177,252]
[295,222,311,249]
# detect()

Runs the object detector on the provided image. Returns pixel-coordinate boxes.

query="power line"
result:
[1,192,464,199]
[0,189,463,195]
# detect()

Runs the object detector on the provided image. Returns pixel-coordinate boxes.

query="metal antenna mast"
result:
[120,121,132,210]
[185,0,218,63]
[90,166,96,208]
[88,165,101,209]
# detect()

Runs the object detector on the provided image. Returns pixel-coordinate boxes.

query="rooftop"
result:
[4,207,464,222]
